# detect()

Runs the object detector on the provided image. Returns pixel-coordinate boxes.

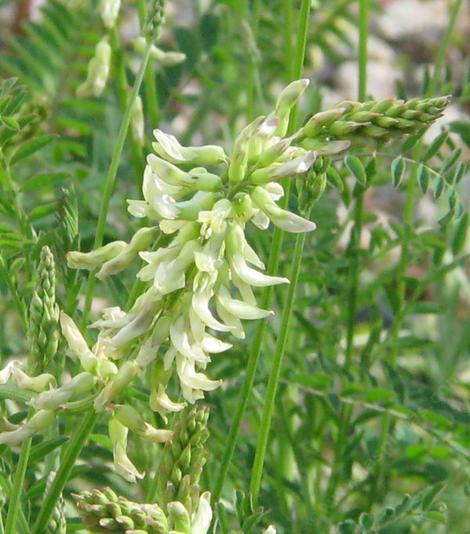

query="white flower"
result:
[134,37,187,67]
[251,186,317,233]
[108,417,144,482]
[226,224,289,287]
[76,38,111,98]
[153,129,227,165]
[191,492,213,534]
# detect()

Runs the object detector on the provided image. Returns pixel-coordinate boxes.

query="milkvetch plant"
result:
[0,0,468,532]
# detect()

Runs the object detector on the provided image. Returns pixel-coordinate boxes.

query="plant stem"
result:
[4,438,31,534]
[250,229,308,503]
[327,0,369,510]
[110,28,144,184]
[137,0,160,128]
[212,0,311,502]
[345,0,369,367]
[426,0,462,97]
[32,411,98,534]
[81,43,153,325]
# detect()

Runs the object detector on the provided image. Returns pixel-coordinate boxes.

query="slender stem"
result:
[32,411,98,534]
[81,43,153,325]
[345,0,369,366]
[110,28,144,184]
[426,0,462,97]
[212,0,311,502]
[137,0,160,128]
[327,0,369,509]
[250,230,308,503]
[357,0,369,102]
[4,438,32,534]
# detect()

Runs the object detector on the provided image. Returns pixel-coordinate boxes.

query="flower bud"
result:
[76,38,111,98]
[167,501,191,532]
[272,78,310,135]
[99,0,120,28]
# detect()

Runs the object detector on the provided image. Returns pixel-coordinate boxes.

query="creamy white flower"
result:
[0,410,55,445]
[108,417,144,482]
[67,241,127,271]
[251,186,317,233]
[191,492,213,534]
[134,37,187,67]
[60,312,98,373]
[153,129,227,165]
[76,38,111,98]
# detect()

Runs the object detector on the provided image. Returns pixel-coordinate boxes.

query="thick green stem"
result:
[32,411,98,534]
[212,0,311,502]
[81,43,153,325]
[250,230,308,503]
[4,438,31,534]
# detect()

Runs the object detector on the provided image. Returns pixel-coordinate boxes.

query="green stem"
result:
[212,0,311,502]
[81,43,153,325]
[110,28,144,184]
[32,411,98,534]
[426,0,462,97]
[250,230,308,503]
[137,0,160,128]
[4,438,32,534]
[327,0,369,510]
[345,0,369,366]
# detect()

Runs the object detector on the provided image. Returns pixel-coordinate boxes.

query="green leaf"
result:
[432,175,445,199]
[391,157,406,187]
[344,155,367,185]
[423,131,447,161]
[417,163,429,193]
[441,147,461,174]
[451,212,468,256]
[20,171,69,192]
[10,134,56,164]
[326,166,344,190]
[30,437,68,465]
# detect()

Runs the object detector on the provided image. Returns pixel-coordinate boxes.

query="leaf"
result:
[10,134,56,164]
[432,175,445,199]
[417,163,429,193]
[391,157,406,187]
[441,147,461,175]
[423,131,447,161]
[29,436,68,465]
[451,162,466,185]
[344,155,367,185]
[20,171,69,192]
[326,166,344,190]
[451,212,468,256]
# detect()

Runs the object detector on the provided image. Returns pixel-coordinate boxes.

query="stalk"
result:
[249,230,308,503]
[4,438,32,534]
[325,0,369,510]
[137,0,160,128]
[213,0,311,501]
[82,42,153,325]
[32,411,98,534]
[345,0,368,367]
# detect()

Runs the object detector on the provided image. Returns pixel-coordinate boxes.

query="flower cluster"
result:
[67,78,318,418]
